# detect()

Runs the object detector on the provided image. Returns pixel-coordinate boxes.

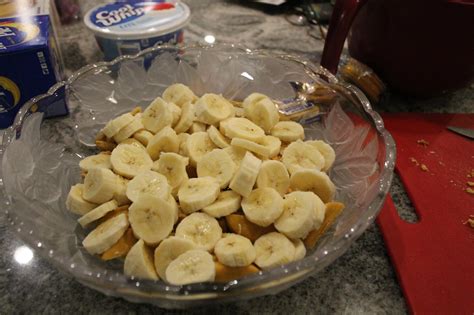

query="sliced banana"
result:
[241,187,284,227]
[165,249,215,285]
[229,152,262,198]
[306,140,336,171]
[66,184,98,215]
[169,102,182,127]
[185,131,217,167]
[178,177,220,214]
[259,136,281,158]
[177,132,190,156]
[128,194,175,245]
[118,138,145,149]
[79,153,111,172]
[142,97,173,133]
[152,152,189,196]
[231,137,271,159]
[256,160,290,196]
[82,213,129,255]
[162,83,197,107]
[111,144,153,179]
[281,141,325,175]
[234,106,245,118]
[290,169,336,203]
[113,117,144,143]
[214,233,256,267]
[223,145,247,167]
[167,193,180,224]
[286,191,325,230]
[175,212,222,251]
[173,101,195,134]
[202,190,241,218]
[243,93,279,133]
[154,236,196,281]
[271,121,305,142]
[291,238,307,261]
[124,239,158,280]
[146,126,179,160]
[133,129,154,146]
[220,117,265,142]
[253,232,295,269]
[78,199,118,227]
[126,170,170,203]
[207,125,230,148]
[197,149,236,189]
[114,175,130,206]
[188,122,207,133]
[102,112,135,138]
[195,93,235,125]
[83,168,118,204]
[274,192,315,239]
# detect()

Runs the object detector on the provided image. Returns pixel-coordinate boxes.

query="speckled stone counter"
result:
[0,0,472,314]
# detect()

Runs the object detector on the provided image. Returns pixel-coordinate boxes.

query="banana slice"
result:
[133,129,154,146]
[118,138,146,149]
[166,193,179,224]
[223,145,247,167]
[259,136,281,158]
[197,149,236,188]
[169,102,182,127]
[202,190,241,218]
[114,175,130,206]
[214,261,260,282]
[256,160,290,196]
[287,191,325,230]
[128,194,175,245]
[214,233,256,267]
[173,101,195,134]
[281,141,325,175]
[225,214,276,242]
[82,213,129,254]
[113,117,144,143]
[146,126,179,160]
[229,152,262,198]
[142,97,173,133]
[207,125,230,148]
[79,153,111,172]
[274,192,315,239]
[126,170,170,203]
[220,117,265,142]
[66,184,98,215]
[290,169,336,203]
[78,200,118,227]
[154,236,196,281]
[111,144,152,179]
[152,152,189,196]
[162,83,198,107]
[232,137,272,159]
[241,187,284,227]
[185,131,217,167]
[234,107,245,118]
[165,249,215,285]
[195,93,235,125]
[102,113,135,138]
[124,239,159,280]
[305,140,336,171]
[271,121,305,142]
[254,232,295,269]
[291,238,307,261]
[188,122,207,133]
[243,93,279,133]
[175,212,222,251]
[83,168,118,204]
[177,132,190,156]
[178,177,220,214]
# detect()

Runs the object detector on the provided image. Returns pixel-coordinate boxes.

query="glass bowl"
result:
[0,44,395,309]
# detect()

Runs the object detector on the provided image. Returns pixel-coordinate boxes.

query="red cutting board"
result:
[377,113,474,314]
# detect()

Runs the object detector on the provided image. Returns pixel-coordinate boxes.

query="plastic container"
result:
[84,1,190,61]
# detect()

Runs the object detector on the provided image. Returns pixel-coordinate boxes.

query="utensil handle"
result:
[320,0,367,74]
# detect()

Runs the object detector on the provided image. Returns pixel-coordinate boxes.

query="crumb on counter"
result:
[438,161,445,166]
[409,157,419,166]
[417,139,429,147]
[420,164,429,172]
[463,215,474,228]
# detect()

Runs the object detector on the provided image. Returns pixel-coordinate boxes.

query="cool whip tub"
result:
[84,1,190,61]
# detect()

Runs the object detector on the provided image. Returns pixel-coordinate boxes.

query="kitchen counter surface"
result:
[0,1,472,314]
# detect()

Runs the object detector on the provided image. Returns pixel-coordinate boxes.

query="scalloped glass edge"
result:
[0,43,396,308]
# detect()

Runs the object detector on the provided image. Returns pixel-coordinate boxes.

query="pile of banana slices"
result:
[66,83,344,285]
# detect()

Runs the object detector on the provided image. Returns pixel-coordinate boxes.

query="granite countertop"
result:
[1,0,473,314]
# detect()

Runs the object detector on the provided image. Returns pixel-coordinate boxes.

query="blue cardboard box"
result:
[0,1,67,128]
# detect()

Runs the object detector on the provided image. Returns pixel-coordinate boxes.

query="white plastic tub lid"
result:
[84,0,190,40]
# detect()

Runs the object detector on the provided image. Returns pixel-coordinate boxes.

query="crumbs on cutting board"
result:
[417,139,430,147]
[466,188,474,195]
[463,215,474,229]
[420,164,429,172]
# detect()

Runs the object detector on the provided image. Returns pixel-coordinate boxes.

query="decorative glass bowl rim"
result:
[0,43,396,301]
